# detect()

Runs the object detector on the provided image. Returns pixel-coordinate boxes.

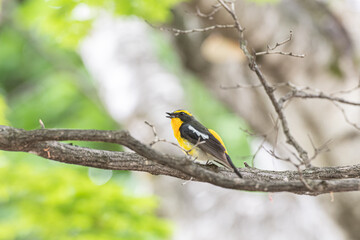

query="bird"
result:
[166,109,242,178]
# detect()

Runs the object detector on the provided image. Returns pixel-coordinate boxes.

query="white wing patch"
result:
[188,125,209,139]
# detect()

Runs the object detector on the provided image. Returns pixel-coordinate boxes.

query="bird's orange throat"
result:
[170,117,194,153]
[171,118,183,138]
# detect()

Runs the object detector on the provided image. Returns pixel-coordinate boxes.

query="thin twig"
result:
[144,121,181,148]
[184,138,206,155]
[278,89,360,107]
[182,177,194,185]
[330,84,360,96]
[265,148,298,167]
[43,147,51,158]
[39,119,45,129]
[220,83,263,89]
[250,138,267,167]
[307,134,331,161]
[270,115,280,159]
[149,23,236,36]
[332,102,360,131]
[256,31,305,58]
[195,5,222,20]
[269,31,293,51]
[217,0,244,32]
[256,51,305,58]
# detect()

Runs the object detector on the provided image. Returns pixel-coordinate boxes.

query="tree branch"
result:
[1,125,360,195]
[149,23,236,36]
[278,88,360,107]
[256,31,305,58]
[212,0,311,167]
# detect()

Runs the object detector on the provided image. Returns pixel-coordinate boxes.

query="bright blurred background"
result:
[0,0,360,239]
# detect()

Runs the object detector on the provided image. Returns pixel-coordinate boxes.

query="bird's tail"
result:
[226,153,243,178]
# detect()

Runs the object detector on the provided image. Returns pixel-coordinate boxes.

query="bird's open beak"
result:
[166,112,175,119]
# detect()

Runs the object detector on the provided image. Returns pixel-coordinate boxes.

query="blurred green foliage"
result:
[0,159,172,240]
[16,0,183,49]
[0,96,8,125]
[0,0,181,239]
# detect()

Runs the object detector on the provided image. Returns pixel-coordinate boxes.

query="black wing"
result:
[179,122,229,166]
[180,121,243,178]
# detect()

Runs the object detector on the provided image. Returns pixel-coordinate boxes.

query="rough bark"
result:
[1,125,359,195]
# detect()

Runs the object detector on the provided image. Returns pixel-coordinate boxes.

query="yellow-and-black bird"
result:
[166,110,242,178]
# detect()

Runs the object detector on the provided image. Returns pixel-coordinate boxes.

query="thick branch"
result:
[26,141,192,179]
[1,126,360,195]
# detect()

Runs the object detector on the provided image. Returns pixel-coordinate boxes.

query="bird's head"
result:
[166,110,194,123]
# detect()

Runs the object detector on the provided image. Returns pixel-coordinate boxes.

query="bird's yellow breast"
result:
[170,118,194,153]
